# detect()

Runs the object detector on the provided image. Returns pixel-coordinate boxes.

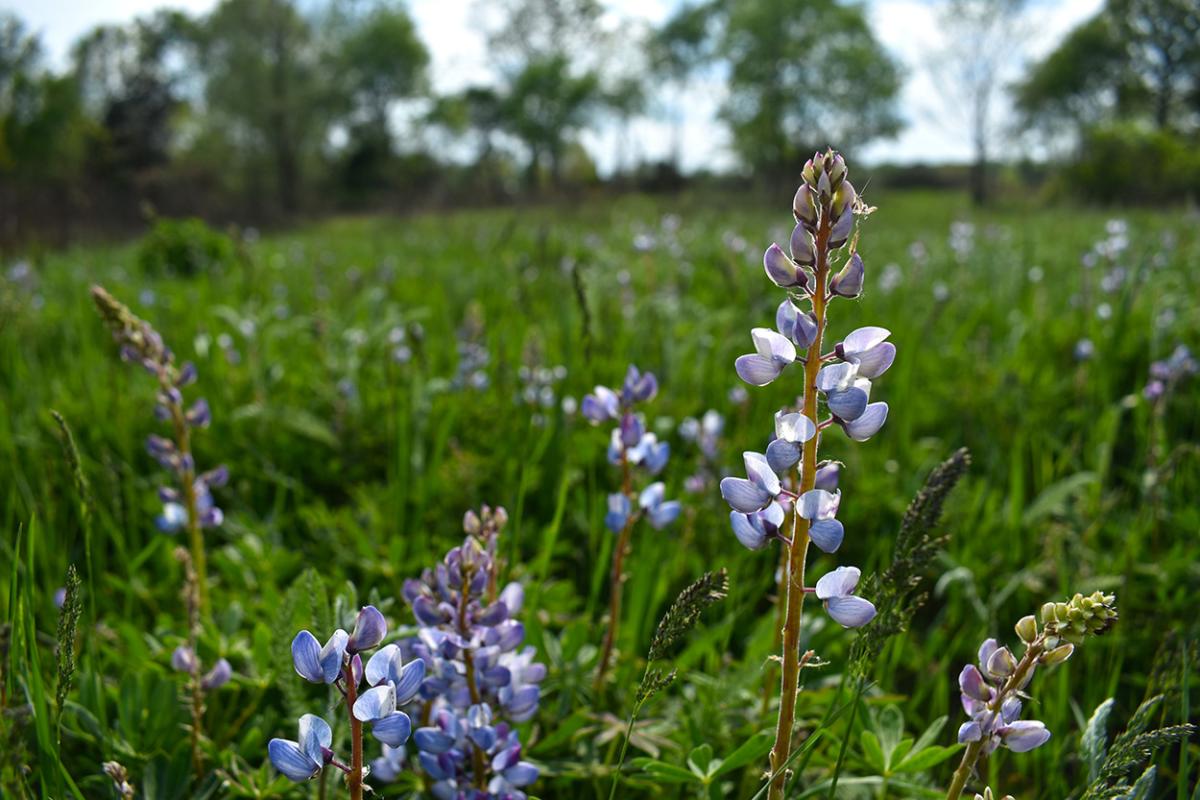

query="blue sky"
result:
[6,0,1102,169]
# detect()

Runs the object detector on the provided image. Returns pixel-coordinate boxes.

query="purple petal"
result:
[763,243,801,287]
[291,631,325,683]
[503,762,539,786]
[372,711,413,746]
[825,595,876,627]
[797,489,840,521]
[414,726,456,754]
[816,362,857,392]
[842,402,888,441]
[958,664,990,702]
[730,511,768,550]
[977,638,998,670]
[751,328,796,363]
[809,519,844,553]
[735,354,782,386]
[269,738,320,782]
[765,438,801,473]
[638,482,665,510]
[201,658,232,690]
[789,224,815,265]
[775,411,816,443]
[365,644,401,687]
[348,606,387,653]
[854,342,896,379]
[957,721,982,743]
[647,500,681,529]
[744,451,781,496]
[298,713,332,764]
[827,386,869,421]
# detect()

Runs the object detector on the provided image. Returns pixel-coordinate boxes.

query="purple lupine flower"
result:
[269,714,332,782]
[347,605,387,653]
[734,328,796,386]
[798,489,844,554]
[765,411,817,473]
[605,492,631,532]
[291,628,349,684]
[201,658,233,690]
[813,461,841,492]
[814,566,876,628]
[720,451,782,513]
[776,300,818,349]
[730,501,787,550]
[956,638,1051,755]
[639,482,682,529]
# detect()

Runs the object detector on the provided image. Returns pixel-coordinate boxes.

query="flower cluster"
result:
[1143,344,1196,401]
[946,592,1117,799]
[678,410,724,494]
[270,606,419,789]
[719,150,888,631]
[582,365,679,533]
[170,645,232,691]
[91,286,226,562]
[583,366,681,683]
[395,509,542,798]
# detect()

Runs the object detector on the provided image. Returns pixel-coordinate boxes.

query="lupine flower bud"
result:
[830,253,865,298]
[1041,591,1118,645]
[201,658,233,690]
[776,301,817,349]
[1015,615,1037,644]
[171,645,198,674]
[789,225,816,267]
[463,510,481,534]
[348,605,387,653]
[985,646,1017,679]
[1041,643,1074,665]
[832,180,856,218]
[763,243,807,288]
[793,184,817,229]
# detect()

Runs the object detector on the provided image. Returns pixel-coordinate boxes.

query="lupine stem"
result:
[596,451,634,689]
[766,211,832,800]
[163,375,209,617]
[458,563,489,788]
[342,661,364,800]
[945,639,1045,800]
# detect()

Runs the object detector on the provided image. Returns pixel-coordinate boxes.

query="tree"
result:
[651,1,721,169]
[198,0,329,215]
[723,0,900,183]
[926,0,1028,205]
[1016,0,1200,143]
[501,56,601,187]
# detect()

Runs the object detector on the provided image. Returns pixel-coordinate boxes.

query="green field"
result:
[1,189,1197,798]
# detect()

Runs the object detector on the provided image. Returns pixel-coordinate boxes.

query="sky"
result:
[6,0,1103,171]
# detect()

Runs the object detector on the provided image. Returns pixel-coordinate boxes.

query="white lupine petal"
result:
[798,489,840,520]
[298,714,332,765]
[365,645,401,687]
[842,326,891,355]
[816,362,857,392]
[1001,721,1051,753]
[815,565,861,599]
[269,739,320,782]
[775,411,816,443]
[638,482,665,509]
[750,328,796,363]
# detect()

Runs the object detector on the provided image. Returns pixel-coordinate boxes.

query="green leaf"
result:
[1023,471,1098,524]
[877,705,905,767]
[893,744,964,773]
[890,738,914,771]
[688,744,714,778]
[713,730,774,778]
[911,715,948,755]
[1082,698,1116,783]
[860,730,886,772]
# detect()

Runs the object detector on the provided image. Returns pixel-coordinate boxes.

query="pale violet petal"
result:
[843,402,888,441]
[854,342,896,378]
[808,519,845,553]
[735,354,783,386]
[744,451,781,496]
[825,595,876,627]
[765,438,801,473]
[730,512,767,550]
[291,631,324,683]
[371,711,413,747]
[352,684,396,722]
[798,489,840,521]
[1001,721,1051,753]
[775,411,816,443]
[842,326,891,356]
[647,500,681,529]
[365,644,401,687]
[815,565,861,599]
[269,738,320,782]
[638,482,665,510]
[827,386,869,421]
[816,362,857,392]
[719,477,771,514]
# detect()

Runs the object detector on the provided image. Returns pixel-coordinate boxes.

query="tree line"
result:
[0,0,1197,247]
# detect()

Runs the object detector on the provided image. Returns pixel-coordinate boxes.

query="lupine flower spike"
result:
[944,592,1117,800]
[583,366,681,687]
[392,506,542,797]
[91,286,226,615]
[716,150,889,800]
[269,604,416,799]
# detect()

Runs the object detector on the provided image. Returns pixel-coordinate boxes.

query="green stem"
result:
[766,209,831,800]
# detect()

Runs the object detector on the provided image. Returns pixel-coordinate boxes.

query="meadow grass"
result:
[0,189,1196,797]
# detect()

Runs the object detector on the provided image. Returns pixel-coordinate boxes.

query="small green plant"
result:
[136,217,236,277]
